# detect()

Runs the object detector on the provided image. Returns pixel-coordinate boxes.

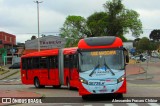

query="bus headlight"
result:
[117,75,125,83]
[79,77,88,85]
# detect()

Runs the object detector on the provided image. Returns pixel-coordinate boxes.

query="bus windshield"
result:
[79,49,125,72]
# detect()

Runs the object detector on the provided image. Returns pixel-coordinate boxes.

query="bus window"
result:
[40,57,47,69]
[26,58,32,69]
[64,55,69,68]
[69,54,77,68]
[22,58,27,70]
[32,57,40,69]
[48,56,58,69]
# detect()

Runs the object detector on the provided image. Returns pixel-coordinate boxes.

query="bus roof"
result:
[21,47,78,58]
[78,36,123,49]
[63,47,78,55]
[21,49,59,58]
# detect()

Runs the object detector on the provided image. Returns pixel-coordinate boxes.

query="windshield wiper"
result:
[104,58,115,76]
[89,63,100,77]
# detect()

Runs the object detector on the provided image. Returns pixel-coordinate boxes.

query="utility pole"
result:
[34,1,43,52]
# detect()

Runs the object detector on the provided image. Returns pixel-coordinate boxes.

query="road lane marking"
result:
[148,103,160,106]
[84,105,92,106]
[64,105,72,106]
[126,103,138,106]
[127,83,160,87]
[105,104,113,106]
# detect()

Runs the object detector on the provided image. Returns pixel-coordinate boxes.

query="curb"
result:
[0,70,10,75]
[0,70,19,80]
[0,82,22,85]
[127,74,153,81]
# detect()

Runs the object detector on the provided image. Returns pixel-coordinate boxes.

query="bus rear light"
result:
[23,74,25,77]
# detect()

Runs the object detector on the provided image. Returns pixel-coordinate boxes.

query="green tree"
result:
[149,29,160,41]
[60,15,90,47]
[60,0,143,47]
[0,48,6,55]
[136,37,158,54]
[87,12,108,37]
[103,0,143,38]
[31,35,37,40]
[133,38,141,47]
[137,37,150,52]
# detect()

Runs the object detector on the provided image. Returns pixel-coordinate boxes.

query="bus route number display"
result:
[91,50,116,56]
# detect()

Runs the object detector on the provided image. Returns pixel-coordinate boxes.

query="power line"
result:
[12,31,60,34]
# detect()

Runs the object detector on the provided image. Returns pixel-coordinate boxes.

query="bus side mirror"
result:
[126,55,129,63]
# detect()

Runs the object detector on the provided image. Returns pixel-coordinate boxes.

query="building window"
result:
[5,36,7,41]
[10,37,12,42]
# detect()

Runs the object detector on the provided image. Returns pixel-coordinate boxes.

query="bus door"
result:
[26,58,34,81]
[69,55,73,81]
[64,55,69,85]
[69,54,79,87]
[39,57,48,85]
[21,58,28,82]
[48,56,58,84]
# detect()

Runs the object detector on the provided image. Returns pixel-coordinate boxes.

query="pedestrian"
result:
[140,53,143,61]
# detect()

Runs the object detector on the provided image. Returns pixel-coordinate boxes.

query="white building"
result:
[25,35,66,49]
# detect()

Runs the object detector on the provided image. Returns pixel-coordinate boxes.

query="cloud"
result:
[0,0,160,42]
[123,0,160,11]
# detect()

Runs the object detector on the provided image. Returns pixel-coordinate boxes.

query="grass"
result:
[128,59,137,64]
[1,70,19,80]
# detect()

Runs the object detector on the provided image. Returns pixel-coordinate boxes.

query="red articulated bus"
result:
[21,47,79,89]
[21,36,129,100]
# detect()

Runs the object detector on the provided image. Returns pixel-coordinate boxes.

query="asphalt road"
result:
[0,57,160,106]
[0,84,160,106]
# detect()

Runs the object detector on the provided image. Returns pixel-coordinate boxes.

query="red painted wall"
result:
[0,31,16,47]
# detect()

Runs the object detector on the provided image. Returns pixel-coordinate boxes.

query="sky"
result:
[0,0,160,43]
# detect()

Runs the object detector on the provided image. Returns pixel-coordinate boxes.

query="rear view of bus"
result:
[77,36,129,99]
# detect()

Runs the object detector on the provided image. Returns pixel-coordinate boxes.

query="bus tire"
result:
[117,93,123,99]
[82,95,89,100]
[34,78,43,88]
[67,78,72,90]
[53,85,61,89]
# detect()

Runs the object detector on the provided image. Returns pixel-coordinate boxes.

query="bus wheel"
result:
[82,95,89,100]
[117,93,123,99]
[67,79,72,90]
[34,78,41,88]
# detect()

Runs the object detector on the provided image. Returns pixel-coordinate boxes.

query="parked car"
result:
[131,55,147,62]
[9,62,20,69]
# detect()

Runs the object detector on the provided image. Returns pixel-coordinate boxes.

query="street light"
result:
[34,1,43,52]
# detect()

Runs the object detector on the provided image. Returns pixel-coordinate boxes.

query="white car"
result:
[131,55,147,62]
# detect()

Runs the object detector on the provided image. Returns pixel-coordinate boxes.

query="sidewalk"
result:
[126,64,145,76]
